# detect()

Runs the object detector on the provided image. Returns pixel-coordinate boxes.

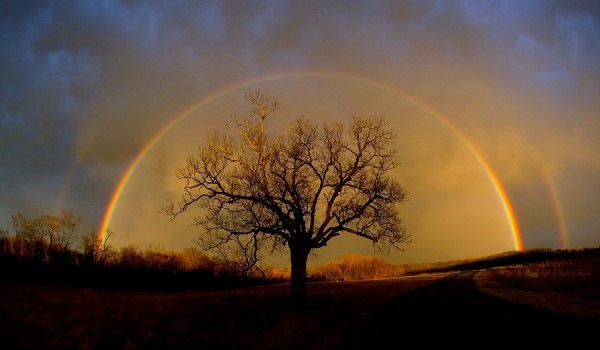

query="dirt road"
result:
[322,270,600,349]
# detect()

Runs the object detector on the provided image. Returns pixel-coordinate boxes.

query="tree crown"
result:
[162,90,410,269]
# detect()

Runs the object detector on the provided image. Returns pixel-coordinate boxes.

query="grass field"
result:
[0,274,448,349]
[475,254,600,318]
[2,250,599,349]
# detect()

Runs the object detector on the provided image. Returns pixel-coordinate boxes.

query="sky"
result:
[1,0,600,268]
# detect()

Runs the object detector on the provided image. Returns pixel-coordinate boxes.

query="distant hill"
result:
[308,247,600,282]
[403,246,600,275]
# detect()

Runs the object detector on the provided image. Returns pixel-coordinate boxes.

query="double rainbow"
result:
[97,70,524,251]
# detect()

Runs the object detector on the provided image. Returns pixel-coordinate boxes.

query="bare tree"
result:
[12,212,47,261]
[11,212,26,239]
[10,211,81,263]
[162,90,410,297]
[81,229,114,265]
[0,227,10,257]
[42,211,80,252]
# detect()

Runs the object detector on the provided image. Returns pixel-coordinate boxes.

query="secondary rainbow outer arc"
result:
[98,70,523,251]
[541,168,569,248]
[53,163,78,216]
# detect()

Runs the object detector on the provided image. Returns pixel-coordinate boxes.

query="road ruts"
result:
[326,271,600,349]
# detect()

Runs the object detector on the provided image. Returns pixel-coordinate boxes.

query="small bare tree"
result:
[81,229,114,265]
[43,212,80,252]
[162,90,410,297]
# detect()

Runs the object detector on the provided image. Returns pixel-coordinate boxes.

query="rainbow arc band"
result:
[541,167,569,249]
[97,70,523,251]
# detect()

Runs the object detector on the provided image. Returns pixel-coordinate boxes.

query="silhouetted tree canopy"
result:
[162,90,410,297]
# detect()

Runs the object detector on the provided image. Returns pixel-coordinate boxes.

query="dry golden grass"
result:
[474,255,600,318]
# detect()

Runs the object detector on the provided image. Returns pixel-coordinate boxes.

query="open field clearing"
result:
[475,255,600,318]
[0,273,447,349]
[2,263,600,349]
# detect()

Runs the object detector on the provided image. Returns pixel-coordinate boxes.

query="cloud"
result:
[1,1,599,264]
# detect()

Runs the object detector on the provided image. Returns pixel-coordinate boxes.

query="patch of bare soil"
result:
[474,268,600,319]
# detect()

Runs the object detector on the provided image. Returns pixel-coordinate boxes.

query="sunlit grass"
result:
[475,254,600,318]
[489,256,600,296]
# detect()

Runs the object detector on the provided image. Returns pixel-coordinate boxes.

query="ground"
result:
[475,268,600,318]
[1,268,599,349]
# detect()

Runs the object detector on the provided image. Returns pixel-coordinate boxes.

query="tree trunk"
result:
[290,245,309,298]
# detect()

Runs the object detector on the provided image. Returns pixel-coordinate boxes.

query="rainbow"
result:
[97,70,523,251]
[53,164,78,216]
[541,168,569,248]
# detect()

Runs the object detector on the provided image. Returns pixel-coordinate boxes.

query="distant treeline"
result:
[308,247,600,282]
[0,212,285,290]
[0,239,250,290]
[399,247,600,275]
[3,212,600,288]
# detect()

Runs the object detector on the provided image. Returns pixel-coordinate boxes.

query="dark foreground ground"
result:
[1,270,598,349]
